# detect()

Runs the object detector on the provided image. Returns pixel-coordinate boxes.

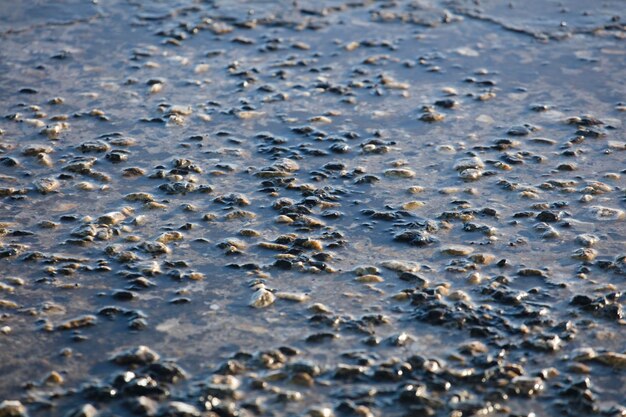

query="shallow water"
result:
[0,1,624,416]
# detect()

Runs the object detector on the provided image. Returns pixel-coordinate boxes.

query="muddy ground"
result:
[0,1,624,416]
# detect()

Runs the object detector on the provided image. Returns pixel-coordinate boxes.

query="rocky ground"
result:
[0,0,624,416]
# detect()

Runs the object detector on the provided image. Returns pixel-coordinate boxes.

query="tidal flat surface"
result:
[0,1,624,416]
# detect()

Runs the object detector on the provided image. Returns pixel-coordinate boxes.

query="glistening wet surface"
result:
[0,1,624,416]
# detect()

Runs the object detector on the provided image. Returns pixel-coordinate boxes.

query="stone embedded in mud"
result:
[353,265,380,276]
[156,232,184,244]
[571,248,597,261]
[112,345,160,366]
[398,272,428,287]
[594,352,626,368]
[57,315,97,330]
[459,341,488,355]
[453,157,484,171]
[64,404,98,417]
[458,168,482,181]
[0,401,27,417]
[124,193,155,202]
[157,401,200,417]
[440,245,474,256]
[44,371,64,385]
[507,125,531,136]
[510,376,544,396]
[249,288,276,308]
[394,230,437,246]
[275,292,309,302]
[536,210,561,223]
[0,300,19,309]
[419,110,444,122]
[33,178,60,194]
[354,274,384,283]
[308,408,333,417]
[308,303,332,314]
[380,260,420,273]
[576,234,599,247]
[126,396,158,416]
[469,253,495,265]
[589,206,625,221]
[384,168,416,179]
[97,211,127,226]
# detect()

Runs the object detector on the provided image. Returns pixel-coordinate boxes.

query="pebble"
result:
[112,346,160,365]
[0,401,27,417]
[354,275,384,283]
[33,178,60,194]
[380,260,420,273]
[97,211,128,226]
[44,371,64,385]
[571,248,598,261]
[308,303,332,314]
[453,157,484,171]
[440,245,474,256]
[384,168,416,179]
[510,376,544,396]
[57,315,97,330]
[589,206,625,221]
[158,402,200,417]
[249,288,276,308]
[575,234,599,247]
[275,292,309,302]
[308,408,333,417]
[64,404,97,417]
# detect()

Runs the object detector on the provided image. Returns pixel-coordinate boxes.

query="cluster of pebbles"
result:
[0,0,624,416]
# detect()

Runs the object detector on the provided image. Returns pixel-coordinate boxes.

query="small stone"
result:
[57,315,97,330]
[459,341,488,355]
[401,201,425,210]
[594,352,626,368]
[275,292,309,302]
[308,303,332,314]
[112,345,160,365]
[571,248,598,261]
[384,168,416,179]
[589,206,625,221]
[507,125,530,136]
[441,245,474,256]
[124,193,155,202]
[44,371,64,385]
[249,288,276,308]
[380,260,420,273]
[536,211,560,223]
[469,253,495,265]
[33,178,60,194]
[569,363,591,374]
[354,275,384,283]
[157,401,200,417]
[308,408,333,417]
[292,372,314,387]
[510,376,544,396]
[576,234,599,247]
[0,400,27,417]
[459,169,482,181]
[97,211,127,225]
[453,157,484,171]
[353,266,380,276]
[64,404,97,417]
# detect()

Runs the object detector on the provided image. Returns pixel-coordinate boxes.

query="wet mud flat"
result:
[0,0,624,416]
